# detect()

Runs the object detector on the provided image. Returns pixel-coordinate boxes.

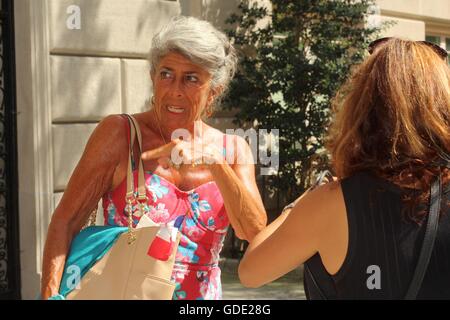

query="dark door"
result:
[0,0,21,300]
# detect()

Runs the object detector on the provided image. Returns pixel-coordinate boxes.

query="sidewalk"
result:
[219,258,306,300]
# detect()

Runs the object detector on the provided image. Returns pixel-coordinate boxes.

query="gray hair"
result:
[149,16,237,103]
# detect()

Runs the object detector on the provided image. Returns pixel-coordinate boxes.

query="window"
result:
[425,34,450,66]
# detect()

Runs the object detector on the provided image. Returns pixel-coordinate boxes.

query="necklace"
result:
[156,118,167,144]
[152,113,203,169]
[153,116,184,169]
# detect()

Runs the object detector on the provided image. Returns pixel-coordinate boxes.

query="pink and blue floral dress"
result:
[102,121,230,299]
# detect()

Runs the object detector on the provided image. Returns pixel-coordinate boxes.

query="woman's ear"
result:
[207,86,223,105]
[203,87,223,118]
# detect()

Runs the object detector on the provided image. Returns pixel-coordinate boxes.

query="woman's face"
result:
[151,52,216,132]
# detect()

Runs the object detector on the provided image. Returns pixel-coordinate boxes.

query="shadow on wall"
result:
[52,0,114,122]
[201,0,242,30]
[50,0,176,214]
[179,0,242,31]
[51,0,180,125]
[137,0,182,46]
[47,1,117,239]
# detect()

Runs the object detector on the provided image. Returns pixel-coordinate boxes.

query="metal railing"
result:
[0,0,20,300]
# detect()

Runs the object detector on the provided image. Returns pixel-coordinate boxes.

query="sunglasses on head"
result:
[368,37,448,60]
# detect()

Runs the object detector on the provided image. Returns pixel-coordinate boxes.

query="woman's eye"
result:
[186,75,199,83]
[160,70,172,79]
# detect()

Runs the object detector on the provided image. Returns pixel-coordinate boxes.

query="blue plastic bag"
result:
[58,225,127,298]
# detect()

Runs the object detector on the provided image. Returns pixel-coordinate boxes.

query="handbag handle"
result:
[123,114,147,244]
[124,114,146,202]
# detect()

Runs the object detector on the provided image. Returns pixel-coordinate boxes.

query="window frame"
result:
[425,33,450,65]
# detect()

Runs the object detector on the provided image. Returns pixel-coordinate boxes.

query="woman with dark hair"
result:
[238,38,450,299]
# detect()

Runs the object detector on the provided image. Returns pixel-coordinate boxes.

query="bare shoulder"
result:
[313,180,346,219]
[84,114,128,167]
[288,180,344,233]
[298,180,343,214]
[313,180,342,197]
[93,114,126,137]
[128,111,151,129]
[50,115,129,229]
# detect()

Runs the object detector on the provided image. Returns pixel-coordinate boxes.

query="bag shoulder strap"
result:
[405,175,442,299]
[122,114,146,202]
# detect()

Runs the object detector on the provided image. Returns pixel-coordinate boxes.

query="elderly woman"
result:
[41,16,267,300]
[238,38,450,299]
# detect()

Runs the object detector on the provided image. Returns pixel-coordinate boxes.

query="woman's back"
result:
[238,38,450,299]
[305,171,450,299]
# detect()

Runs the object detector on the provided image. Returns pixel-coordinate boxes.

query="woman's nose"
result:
[170,78,184,97]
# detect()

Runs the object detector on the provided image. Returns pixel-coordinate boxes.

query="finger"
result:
[141,139,180,160]
[172,141,195,164]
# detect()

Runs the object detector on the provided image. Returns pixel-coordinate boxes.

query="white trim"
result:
[15,0,54,297]
[30,0,54,276]
[381,9,450,26]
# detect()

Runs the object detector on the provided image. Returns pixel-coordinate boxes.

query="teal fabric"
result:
[59,225,127,297]
[36,293,66,300]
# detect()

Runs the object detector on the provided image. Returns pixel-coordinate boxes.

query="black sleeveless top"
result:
[304,171,450,299]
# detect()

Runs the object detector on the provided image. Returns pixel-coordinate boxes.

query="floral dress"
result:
[102,168,230,300]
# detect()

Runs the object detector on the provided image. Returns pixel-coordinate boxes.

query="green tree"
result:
[225,0,384,208]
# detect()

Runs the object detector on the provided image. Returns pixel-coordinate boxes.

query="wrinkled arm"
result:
[140,135,268,241]
[40,115,124,299]
[210,136,267,241]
